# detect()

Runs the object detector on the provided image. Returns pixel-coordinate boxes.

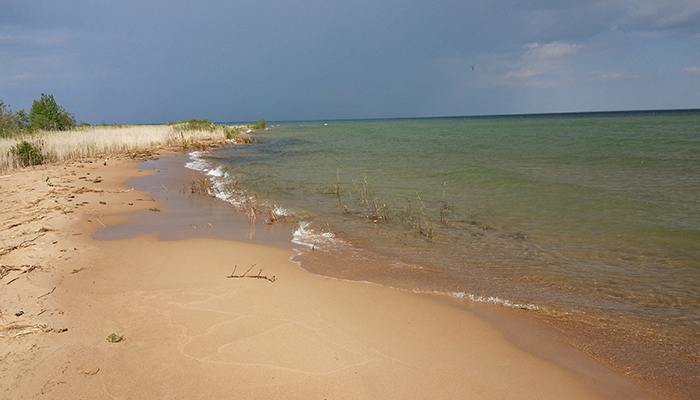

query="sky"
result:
[1,1,699,124]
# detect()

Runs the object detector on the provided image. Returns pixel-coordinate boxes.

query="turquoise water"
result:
[194,111,699,395]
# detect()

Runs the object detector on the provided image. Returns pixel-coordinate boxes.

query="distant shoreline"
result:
[246,107,700,124]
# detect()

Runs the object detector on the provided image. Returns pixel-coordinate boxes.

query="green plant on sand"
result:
[106,333,124,343]
[10,140,45,167]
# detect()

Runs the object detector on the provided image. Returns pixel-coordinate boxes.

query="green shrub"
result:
[168,119,215,131]
[249,119,266,130]
[28,93,76,131]
[10,140,45,167]
[223,126,242,139]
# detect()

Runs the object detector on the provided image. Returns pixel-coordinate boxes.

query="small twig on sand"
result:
[227,264,276,282]
[37,286,56,299]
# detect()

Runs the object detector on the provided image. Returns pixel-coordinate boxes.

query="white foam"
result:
[449,291,542,310]
[185,151,217,173]
[206,166,225,177]
[184,151,250,206]
[273,206,294,217]
[292,221,338,248]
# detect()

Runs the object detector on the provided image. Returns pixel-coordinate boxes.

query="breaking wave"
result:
[292,221,339,249]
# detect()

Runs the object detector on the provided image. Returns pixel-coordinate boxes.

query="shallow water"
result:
[194,111,699,398]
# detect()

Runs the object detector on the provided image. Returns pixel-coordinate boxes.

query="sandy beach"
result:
[0,155,650,399]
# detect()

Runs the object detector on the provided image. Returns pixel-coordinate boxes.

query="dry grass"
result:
[0,124,249,172]
[187,176,215,195]
[329,172,456,243]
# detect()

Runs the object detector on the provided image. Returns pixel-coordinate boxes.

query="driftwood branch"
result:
[0,265,21,280]
[0,234,46,257]
[227,264,276,283]
[3,264,42,285]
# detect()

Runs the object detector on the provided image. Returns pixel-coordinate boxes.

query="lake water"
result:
[190,110,699,398]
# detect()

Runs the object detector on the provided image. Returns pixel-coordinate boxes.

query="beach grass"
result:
[0,123,251,172]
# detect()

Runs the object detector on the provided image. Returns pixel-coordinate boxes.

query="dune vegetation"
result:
[0,122,255,172]
[1,94,264,172]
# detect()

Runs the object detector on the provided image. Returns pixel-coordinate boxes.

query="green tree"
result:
[28,93,76,131]
[0,101,29,137]
[0,100,14,137]
[15,109,29,128]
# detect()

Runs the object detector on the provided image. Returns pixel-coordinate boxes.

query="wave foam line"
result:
[292,221,338,249]
[185,151,253,208]
[449,291,542,310]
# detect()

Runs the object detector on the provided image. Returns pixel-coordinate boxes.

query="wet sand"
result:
[0,154,649,399]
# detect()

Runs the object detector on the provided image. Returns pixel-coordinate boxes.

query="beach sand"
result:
[0,155,650,399]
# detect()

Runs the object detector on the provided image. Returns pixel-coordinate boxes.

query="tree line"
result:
[0,93,77,137]
[1,93,270,140]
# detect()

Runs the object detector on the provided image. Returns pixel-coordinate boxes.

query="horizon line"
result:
[214,107,700,125]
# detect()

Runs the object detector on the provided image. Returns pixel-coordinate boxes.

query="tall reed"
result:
[327,172,457,243]
[0,124,247,172]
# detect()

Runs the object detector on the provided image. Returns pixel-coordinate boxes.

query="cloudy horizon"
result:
[1,1,699,124]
